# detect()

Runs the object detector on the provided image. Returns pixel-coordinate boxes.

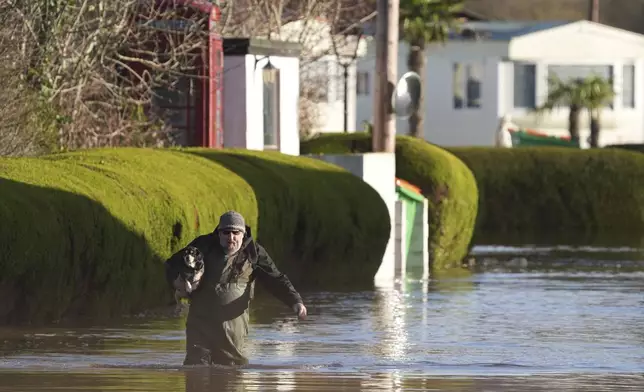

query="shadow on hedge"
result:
[185,149,391,290]
[0,178,168,326]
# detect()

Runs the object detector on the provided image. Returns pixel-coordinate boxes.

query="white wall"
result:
[361,153,397,285]
[305,153,398,286]
[223,56,248,149]
[308,56,360,133]
[355,40,508,145]
[246,55,301,155]
[222,54,301,155]
[506,22,644,146]
[425,56,504,146]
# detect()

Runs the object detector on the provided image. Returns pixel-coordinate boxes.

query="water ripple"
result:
[0,246,643,391]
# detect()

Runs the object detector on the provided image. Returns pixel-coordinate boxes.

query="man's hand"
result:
[173,276,191,298]
[292,303,307,320]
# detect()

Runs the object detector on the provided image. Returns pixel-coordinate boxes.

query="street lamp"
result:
[332,33,363,133]
[262,58,277,83]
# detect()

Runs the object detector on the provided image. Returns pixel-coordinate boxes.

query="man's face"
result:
[218,229,244,254]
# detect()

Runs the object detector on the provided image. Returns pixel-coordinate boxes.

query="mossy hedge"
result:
[606,143,644,153]
[300,133,479,271]
[446,146,644,240]
[0,148,390,325]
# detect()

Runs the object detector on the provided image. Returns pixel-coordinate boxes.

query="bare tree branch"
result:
[0,0,375,155]
[1,0,214,153]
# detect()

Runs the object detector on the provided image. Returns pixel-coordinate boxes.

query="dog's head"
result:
[183,246,205,271]
[171,246,206,300]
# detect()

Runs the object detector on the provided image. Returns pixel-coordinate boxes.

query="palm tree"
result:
[582,76,615,147]
[535,75,614,147]
[535,75,587,143]
[400,0,464,138]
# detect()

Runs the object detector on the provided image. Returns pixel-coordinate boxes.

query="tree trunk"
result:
[589,110,601,148]
[568,103,581,142]
[407,40,425,138]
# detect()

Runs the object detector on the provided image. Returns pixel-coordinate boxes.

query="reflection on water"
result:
[372,283,409,361]
[0,244,643,391]
[0,369,642,391]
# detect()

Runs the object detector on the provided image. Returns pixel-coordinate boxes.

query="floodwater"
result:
[1,243,643,391]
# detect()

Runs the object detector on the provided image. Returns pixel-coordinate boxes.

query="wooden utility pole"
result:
[372,0,399,153]
[589,0,599,22]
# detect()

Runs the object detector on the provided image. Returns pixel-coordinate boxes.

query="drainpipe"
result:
[589,0,599,22]
[343,63,349,132]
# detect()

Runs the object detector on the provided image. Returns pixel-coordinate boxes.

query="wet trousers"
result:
[183,283,252,366]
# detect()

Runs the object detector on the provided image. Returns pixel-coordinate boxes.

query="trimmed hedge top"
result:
[0,148,256,324]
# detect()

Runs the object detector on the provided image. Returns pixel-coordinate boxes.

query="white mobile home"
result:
[355,20,644,147]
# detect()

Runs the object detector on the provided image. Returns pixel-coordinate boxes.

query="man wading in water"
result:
[165,210,307,366]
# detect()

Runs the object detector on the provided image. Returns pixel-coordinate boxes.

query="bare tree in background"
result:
[0,7,59,156]
[0,0,374,156]
[0,0,211,156]
[217,0,372,137]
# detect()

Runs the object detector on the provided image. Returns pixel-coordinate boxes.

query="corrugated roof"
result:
[448,20,573,40]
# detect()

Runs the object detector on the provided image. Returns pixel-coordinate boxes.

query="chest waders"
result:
[183,244,256,366]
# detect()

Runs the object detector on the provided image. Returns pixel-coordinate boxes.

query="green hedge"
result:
[0,148,390,325]
[606,143,644,153]
[447,146,644,240]
[300,134,479,270]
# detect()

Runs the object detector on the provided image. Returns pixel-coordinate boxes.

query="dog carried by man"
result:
[165,245,206,312]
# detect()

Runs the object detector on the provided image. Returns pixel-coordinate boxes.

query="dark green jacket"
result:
[165,225,302,308]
